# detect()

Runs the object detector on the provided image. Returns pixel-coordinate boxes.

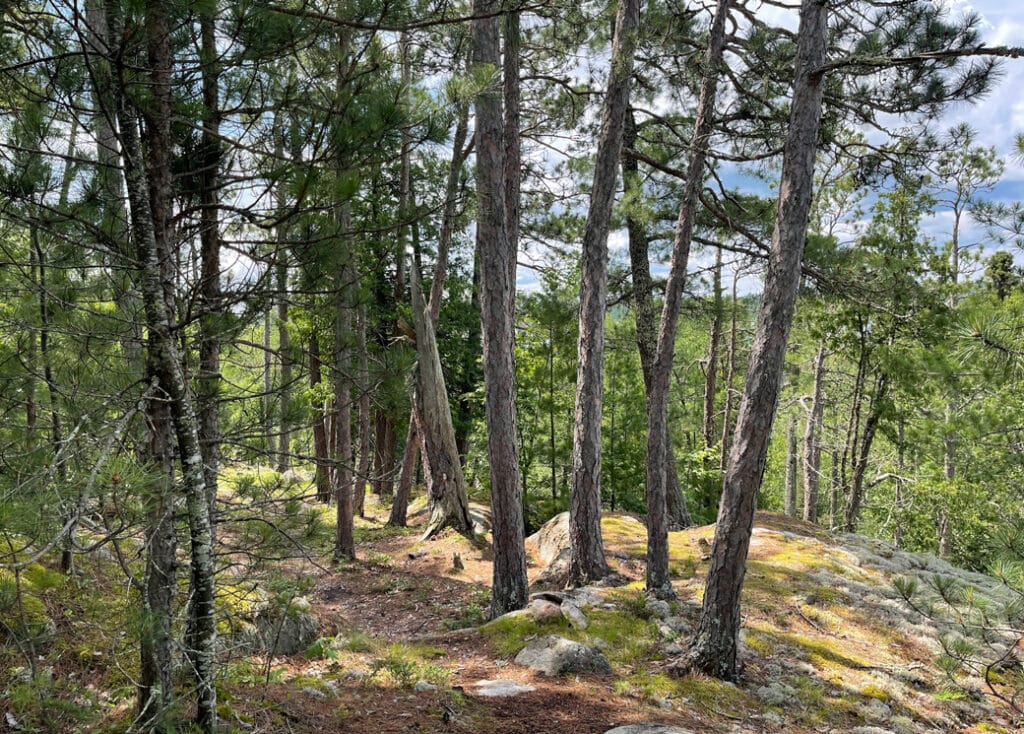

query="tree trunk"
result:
[263,307,274,456]
[802,345,826,523]
[686,0,827,681]
[829,448,840,531]
[411,251,473,539]
[703,247,723,452]
[30,226,70,572]
[332,206,356,560]
[568,0,641,586]
[389,406,419,527]
[118,2,218,726]
[197,5,221,525]
[471,0,528,614]
[276,254,292,470]
[894,419,905,548]
[784,417,798,517]
[622,110,691,530]
[372,412,396,499]
[138,402,176,732]
[310,332,332,503]
[391,87,470,527]
[354,299,370,516]
[645,0,732,597]
[719,268,739,474]
[844,374,887,533]
[88,3,175,726]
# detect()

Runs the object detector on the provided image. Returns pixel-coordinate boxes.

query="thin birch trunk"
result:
[355,299,370,516]
[117,2,218,725]
[784,417,798,517]
[310,333,332,503]
[802,345,826,523]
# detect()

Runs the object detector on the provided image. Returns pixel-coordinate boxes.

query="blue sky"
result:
[516,0,1024,293]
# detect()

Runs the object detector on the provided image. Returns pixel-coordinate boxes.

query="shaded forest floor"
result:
[2,471,1021,733]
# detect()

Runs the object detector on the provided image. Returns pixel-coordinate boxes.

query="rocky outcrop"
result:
[527,512,572,587]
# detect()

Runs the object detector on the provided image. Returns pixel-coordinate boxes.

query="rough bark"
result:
[622,111,691,530]
[138,401,176,732]
[275,123,293,472]
[197,6,221,524]
[686,0,827,681]
[332,207,356,561]
[645,0,732,597]
[263,309,274,455]
[472,0,528,615]
[410,253,473,539]
[568,0,641,587]
[372,413,397,499]
[784,417,798,517]
[802,345,826,523]
[87,3,174,725]
[490,4,530,614]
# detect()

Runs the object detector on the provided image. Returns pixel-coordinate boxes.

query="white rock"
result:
[473,679,536,697]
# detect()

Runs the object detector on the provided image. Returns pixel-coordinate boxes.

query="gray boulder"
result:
[561,601,589,630]
[645,599,671,620]
[253,597,320,656]
[514,635,612,676]
[527,512,570,566]
[527,513,572,587]
[529,598,563,624]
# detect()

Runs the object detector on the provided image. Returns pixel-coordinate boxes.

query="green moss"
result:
[744,629,776,656]
[787,675,828,724]
[859,684,891,702]
[616,671,676,700]
[669,557,698,579]
[21,564,65,591]
[482,607,658,670]
[775,631,872,669]
[0,591,54,645]
[218,583,265,618]
[482,613,562,656]
[370,644,451,688]
[676,675,761,717]
[585,611,660,667]
[353,524,417,544]
[6,674,101,733]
